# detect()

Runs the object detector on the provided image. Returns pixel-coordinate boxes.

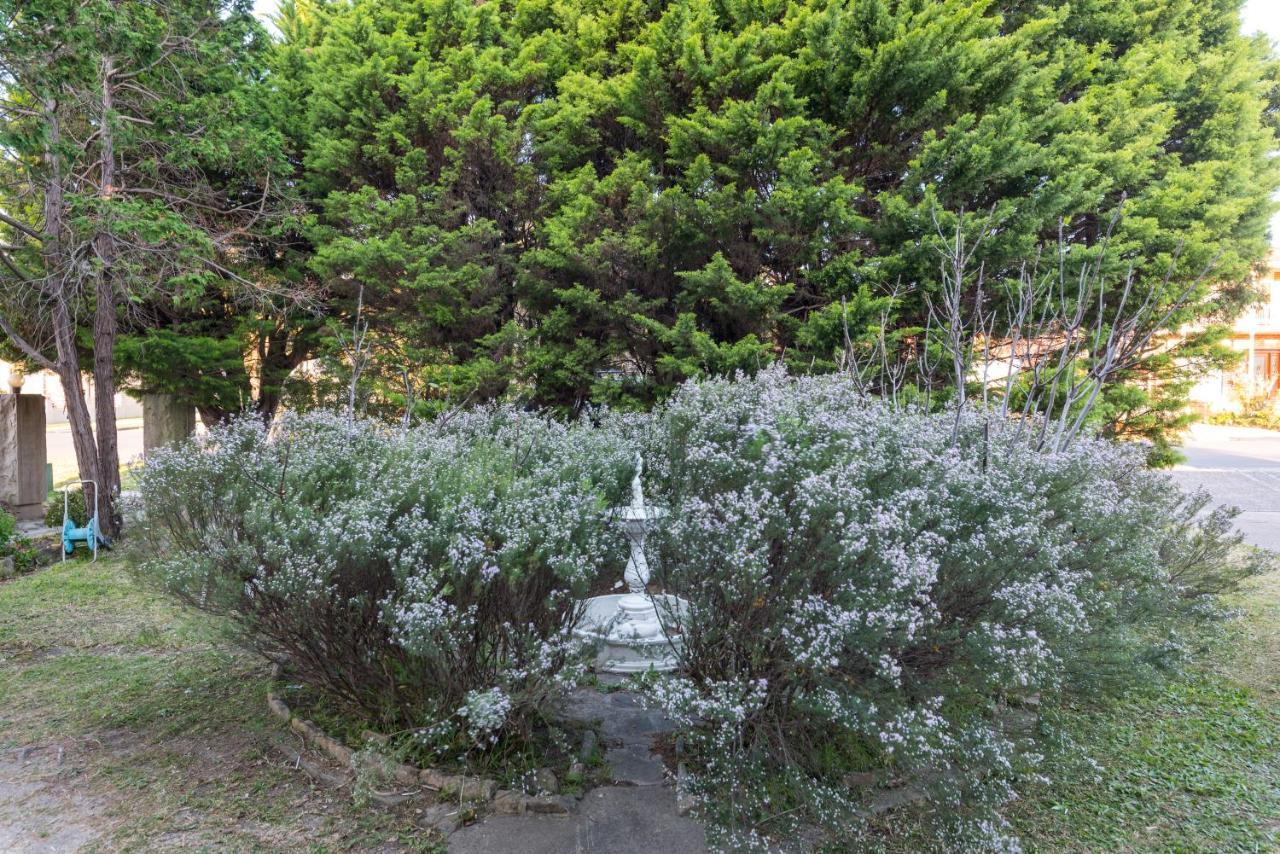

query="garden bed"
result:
[265,667,597,830]
[124,372,1274,850]
[1,558,1278,849]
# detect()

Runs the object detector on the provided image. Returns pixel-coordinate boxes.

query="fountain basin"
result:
[575,593,689,673]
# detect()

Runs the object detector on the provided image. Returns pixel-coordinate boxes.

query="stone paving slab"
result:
[447,785,706,854]
[449,686,702,852]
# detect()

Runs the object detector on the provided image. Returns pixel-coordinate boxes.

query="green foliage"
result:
[1009,675,1280,851]
[0,508,15,547]
[116,329,253,416]
[0,499,41,573]
[46,488,88,529]
[0,0,307,433]
[285,0,1278,440]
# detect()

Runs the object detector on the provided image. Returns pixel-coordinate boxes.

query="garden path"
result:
[1172,424,1280,550]
[448,685,707,854]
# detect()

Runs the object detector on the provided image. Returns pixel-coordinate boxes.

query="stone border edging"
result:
[265,667,576,822]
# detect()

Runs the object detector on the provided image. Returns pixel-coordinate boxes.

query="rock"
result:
[491,789,526,815]
[369,789,418,807]
[606,745,667,786]
[266,692,290,722]
[313,732,353,767]
[461,776,497,802]
[608,692,641,709]
[280,743,350,789]
[567,762,586,779]
[531,767,559,795]
[675,763,696,817]
[289,716,321,742]
[420,768,449,791]
[428,773,496,802]
[391,762,420,787]
[418,803,463,835]
[869,784,925,815]
[522,795,572,815]
[1000,707,1038,736]
[0,555,14,579]
[362,730,390,746]
[449,785,707,854]
[843,771,877,788]
[579,729,598,761]
[351,748,391,781]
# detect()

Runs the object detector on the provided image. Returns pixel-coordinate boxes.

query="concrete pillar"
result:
[0,394,47,521]
[142,393,196,454]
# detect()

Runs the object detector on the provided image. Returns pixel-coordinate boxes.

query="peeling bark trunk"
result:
[93,54,122,535]
[53,299,100,496]
[42,96,103,506]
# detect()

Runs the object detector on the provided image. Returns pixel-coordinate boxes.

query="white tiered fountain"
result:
[575,454,686,673]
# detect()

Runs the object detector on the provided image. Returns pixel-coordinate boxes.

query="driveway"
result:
[1171,423,1280,551]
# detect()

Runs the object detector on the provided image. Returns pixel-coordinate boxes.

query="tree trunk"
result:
[42,96,103,511]
[256,326,305,425]
[197,407,233,430]
[52,299,100,500]
[93,54,122,536]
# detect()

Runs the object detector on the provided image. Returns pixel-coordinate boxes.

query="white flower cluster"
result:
[457,687,512,746]
[131,405,635,750]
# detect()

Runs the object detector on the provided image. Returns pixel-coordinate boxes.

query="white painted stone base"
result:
[575,594,688,673]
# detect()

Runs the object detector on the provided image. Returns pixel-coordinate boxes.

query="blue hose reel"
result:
[61,480,109,561]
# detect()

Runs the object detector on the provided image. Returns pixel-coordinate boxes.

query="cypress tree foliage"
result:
[0,0,289,529]
[294,0,1279,434]
[112,0,327,429]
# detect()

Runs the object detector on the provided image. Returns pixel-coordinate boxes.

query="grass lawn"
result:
[1009,568,1280,851]
[0,557,1277,851]
[0,557,443,852]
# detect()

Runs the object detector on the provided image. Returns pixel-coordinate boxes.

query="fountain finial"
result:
[630,453,645,509]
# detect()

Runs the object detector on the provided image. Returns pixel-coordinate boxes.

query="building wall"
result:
[0,362,143,424]
[1187,252,1280,414]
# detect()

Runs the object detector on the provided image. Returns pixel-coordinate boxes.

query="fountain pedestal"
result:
[575,455,687,673]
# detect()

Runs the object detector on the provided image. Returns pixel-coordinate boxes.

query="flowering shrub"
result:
[633,368,1261,850]
[129,370,1258,845]
[130,408,631,751]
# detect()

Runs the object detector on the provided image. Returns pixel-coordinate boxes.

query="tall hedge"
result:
[291,0,1279,423]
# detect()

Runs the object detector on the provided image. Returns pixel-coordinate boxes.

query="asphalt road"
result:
[1171,423,1280,551]
[44,417,144,488]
